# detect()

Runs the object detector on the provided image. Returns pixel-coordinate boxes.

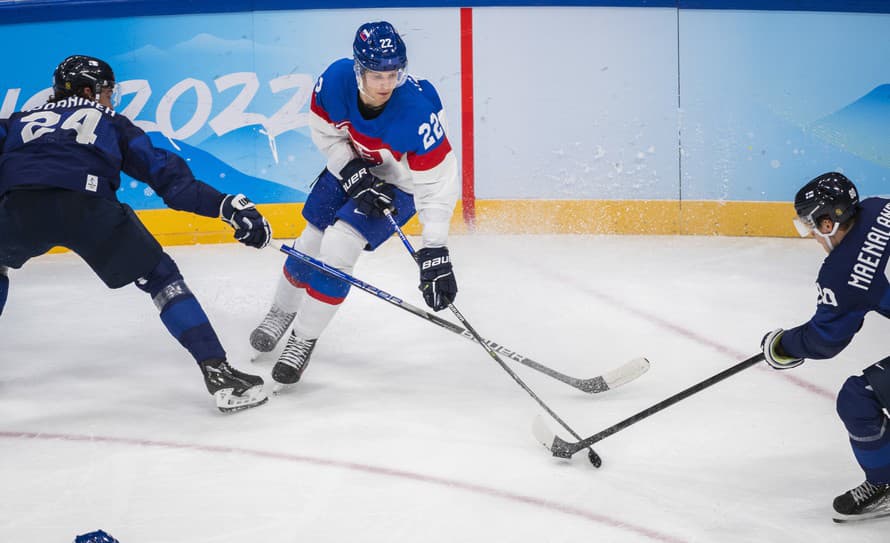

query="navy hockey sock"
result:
[838,375,890,483]
[0,272,8,316]
[136,253,226,363]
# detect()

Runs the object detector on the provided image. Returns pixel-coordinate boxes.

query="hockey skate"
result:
[832,480,890,523]
[249,304,296,352]
[271,332,317,391]
[199,359,268,413]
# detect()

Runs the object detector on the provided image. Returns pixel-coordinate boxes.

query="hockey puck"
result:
[588,449,602,468]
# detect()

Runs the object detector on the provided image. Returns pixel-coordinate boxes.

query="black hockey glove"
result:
[417,246,457,311]
[761,328,804,370]
[220,193,272,249]
[338,159,396,217]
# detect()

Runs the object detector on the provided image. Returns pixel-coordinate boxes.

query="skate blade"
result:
[833,505,890,523]
[270,381,296,395]
[214,385,268,413]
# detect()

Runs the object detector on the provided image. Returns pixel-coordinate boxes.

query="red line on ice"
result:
[1,430,688,543]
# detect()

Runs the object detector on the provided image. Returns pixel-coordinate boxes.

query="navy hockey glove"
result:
[338,159,396,217]
[0,267,8,317]
[220,194,272,249]
[417,246,457,311]
[761,328,804,370]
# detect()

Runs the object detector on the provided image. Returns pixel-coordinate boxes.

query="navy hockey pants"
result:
[0,188,161,287]
[837,374,890,483]
[0,187,224,363]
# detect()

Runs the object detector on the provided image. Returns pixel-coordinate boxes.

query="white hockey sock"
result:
[291,221,366,339]
[273,224,324,313]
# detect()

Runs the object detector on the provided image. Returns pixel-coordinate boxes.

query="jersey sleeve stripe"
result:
[310,93,333,124]
[408,138,453,172]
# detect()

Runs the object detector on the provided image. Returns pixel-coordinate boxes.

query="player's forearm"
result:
[781,323,853,360]
[413,156,459,248]
[309,113,356,177]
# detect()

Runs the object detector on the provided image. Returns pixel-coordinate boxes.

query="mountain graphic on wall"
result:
[807,84,890,169]
[118,132,308,210]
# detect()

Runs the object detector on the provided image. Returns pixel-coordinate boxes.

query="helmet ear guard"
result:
[792,172,859,238]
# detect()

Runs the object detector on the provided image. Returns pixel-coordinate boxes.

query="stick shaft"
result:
[273,242,608,392]
[381,211,600,462]
[554,353,764,456]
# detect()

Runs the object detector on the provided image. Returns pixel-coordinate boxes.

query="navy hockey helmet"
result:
[793,172,860,237]
[353,21,408,87]
[74,530,120,543]
[52,55,115,99]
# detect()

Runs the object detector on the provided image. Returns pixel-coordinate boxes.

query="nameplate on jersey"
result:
[848,202,890,292]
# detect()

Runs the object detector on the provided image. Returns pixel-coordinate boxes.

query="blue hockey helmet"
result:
[793,172,859,237]
[52,55,115,99]
[353,21,408,86]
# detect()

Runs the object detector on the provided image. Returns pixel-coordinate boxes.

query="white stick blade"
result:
[603,357,650,390]
[531,415,557,450]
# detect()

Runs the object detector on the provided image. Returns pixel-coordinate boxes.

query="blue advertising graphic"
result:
[679,9,890,201]
[0,9,461,210]
[1,13,331,209]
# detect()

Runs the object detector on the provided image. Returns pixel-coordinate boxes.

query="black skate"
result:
[832,480,890,523]
[250,304,296,352]
[271,332,317,390]
[199,359,268,412]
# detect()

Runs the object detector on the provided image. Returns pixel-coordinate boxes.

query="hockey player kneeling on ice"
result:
[0,55,272,413]
[762,172,890,522]
[251,21,459,389]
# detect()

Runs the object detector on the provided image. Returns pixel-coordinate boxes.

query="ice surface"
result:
[1,235,887,541]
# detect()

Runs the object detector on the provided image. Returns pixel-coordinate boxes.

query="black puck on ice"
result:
[588,449,602,468]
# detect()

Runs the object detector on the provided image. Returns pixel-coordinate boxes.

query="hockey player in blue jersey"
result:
[0,55,271,412]
[761,172,890,521]
[250,21,459,388]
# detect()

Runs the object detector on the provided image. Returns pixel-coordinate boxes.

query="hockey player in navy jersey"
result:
[762,172,890,521]
[250,21,459,388]
[0,55,271,413]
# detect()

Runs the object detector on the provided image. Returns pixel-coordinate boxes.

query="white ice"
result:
[1,234,888,542]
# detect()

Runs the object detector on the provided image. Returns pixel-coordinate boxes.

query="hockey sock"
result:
[136,253,226,363]
[291,221,366,338]
[0,268,8,317]
[838,375,890,482]
[278,224,324,312]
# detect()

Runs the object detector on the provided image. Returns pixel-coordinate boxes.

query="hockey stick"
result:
[271,243,648,394]
[534,352,765,459]
[381,211,603,467]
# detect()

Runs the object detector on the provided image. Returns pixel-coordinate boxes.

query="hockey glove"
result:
[417,246,457,311]
[761,328,804,370]
[338,159,396,217]
[0,267,8,317]
[220,193,272,249]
